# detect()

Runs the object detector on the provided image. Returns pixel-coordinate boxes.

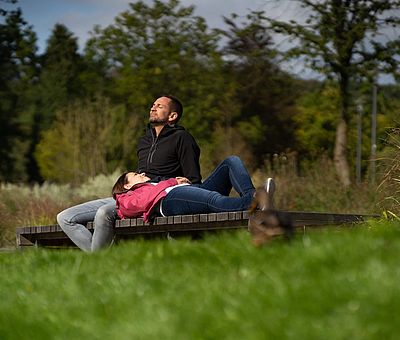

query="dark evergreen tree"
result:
[28,24,85,182]
[0,6,38,182]
[36,23,83,130]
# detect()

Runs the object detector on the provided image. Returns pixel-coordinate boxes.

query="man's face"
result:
[149,97,173,125]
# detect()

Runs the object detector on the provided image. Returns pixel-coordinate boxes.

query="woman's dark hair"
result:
[112,172,129,198]
[162,94,183,123]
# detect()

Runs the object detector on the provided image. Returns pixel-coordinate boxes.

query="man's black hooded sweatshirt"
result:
[137,124,202,184]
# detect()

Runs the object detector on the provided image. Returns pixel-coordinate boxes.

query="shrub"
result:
[253,153,379,214]
[0,172,120,248]
[35,98,139,185]
[75,170,121,200]
[0,182,77,247]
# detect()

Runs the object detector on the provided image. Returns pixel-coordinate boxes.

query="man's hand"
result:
[175,177,191,184]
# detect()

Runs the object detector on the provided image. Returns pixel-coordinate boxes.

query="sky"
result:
[8,0,281,52]
[3,0,315,77]
[2,0,397,83]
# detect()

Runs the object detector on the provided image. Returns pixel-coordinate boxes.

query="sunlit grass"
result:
[1,220,400,339]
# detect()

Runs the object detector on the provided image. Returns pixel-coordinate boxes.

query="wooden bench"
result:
[16,210,380,248]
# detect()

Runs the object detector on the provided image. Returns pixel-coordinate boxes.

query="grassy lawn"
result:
[1,220,400,339]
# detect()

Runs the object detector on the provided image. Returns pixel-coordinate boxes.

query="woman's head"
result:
[112,172,150,197]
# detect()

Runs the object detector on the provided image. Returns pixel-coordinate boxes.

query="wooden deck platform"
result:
[15,210,380,248]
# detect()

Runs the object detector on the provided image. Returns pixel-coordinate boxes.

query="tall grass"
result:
[0,171,120,248]
[253,154,380,214]
[378,127,400,217]
[0,183,71,247]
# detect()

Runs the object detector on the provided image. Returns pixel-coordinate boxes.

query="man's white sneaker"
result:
[264,178,276,209]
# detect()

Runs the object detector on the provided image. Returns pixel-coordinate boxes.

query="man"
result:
[137,95,201,183]
[57,95,201,251]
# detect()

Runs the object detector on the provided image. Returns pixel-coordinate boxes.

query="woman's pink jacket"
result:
[115,178,178,222]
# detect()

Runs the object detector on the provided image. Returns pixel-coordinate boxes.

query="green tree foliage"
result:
[35,98,139,184]
[0,6,38,182]
[220,11,301,167]
[296,82,400,179]
[377,85,400,127]
[85,0,227,143]
[266,0,400,186]
[36,23,84,130]
[295,84,339,158]
[24,23,85,182]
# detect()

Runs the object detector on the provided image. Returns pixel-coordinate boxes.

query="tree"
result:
[266,0,400,186]
[294,83,339,158]
[219,11,301,167]
[36,23,83,130]
[85,0,227,144]
[22,23,86,182]
[0,6,38,182]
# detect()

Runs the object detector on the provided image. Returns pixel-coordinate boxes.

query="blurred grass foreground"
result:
[1,221,400,339]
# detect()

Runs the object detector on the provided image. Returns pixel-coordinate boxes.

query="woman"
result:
[112,169,258,222]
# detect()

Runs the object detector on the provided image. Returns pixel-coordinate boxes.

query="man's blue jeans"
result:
[162,156,255,215]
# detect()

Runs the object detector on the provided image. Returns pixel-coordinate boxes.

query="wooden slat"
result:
[120,219,131,227]
[173,215,182,224]
[208,213,217,222]
[182,215,193,223]
[199,214,208,223]
[279,211,376,227]
[217,212,229,221]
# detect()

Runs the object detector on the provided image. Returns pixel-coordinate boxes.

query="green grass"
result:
[1,220,400,339]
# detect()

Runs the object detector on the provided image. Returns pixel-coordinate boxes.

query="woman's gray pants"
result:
[56,197,117,252]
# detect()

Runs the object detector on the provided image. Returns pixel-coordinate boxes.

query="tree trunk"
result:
[333,70,352,187]
[334,117,351,187]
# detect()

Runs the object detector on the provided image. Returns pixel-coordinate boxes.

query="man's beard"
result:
[149,116,169,126]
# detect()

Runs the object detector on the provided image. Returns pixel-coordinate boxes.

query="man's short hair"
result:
[162,95,183,123]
